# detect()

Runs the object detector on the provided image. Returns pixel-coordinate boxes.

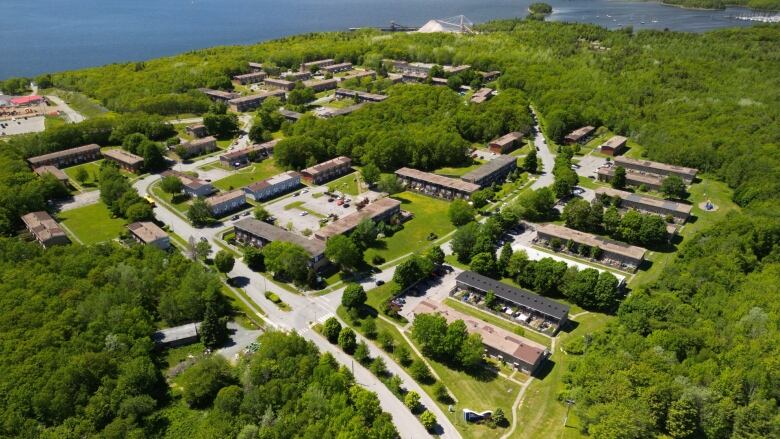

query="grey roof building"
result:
[152,323,201,347]
[461,155,517,188]
[21,211,70,248]
[234,218,327,270]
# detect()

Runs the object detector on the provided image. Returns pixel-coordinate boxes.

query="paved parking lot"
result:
[0,115,45,136]
[398,270,460,320]
[575,154,608,180]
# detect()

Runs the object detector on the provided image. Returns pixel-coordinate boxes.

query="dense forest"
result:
[0,240,398,438]
[660,0,780,11]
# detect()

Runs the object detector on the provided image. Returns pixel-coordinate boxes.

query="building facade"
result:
[21,211,70,248]
[178,136,217,158]
[232,71,267,85]
[599,135,627,156]
[185,124,208,138]
[103,149,144,173]
[597,167,664,191]
[242,171,300,201]
[127,222,170,250]
[219,140,277,168]
[198,88,240,103]
[395,167,480,200]
[614,156,698,184]
[205,190,246,216]
[535,223,647,271]
[321,62,353,74]
[234,218,328,270]
[488,132,525,154]
[228,90,286,112]
[334,88,387,103]
[27,144,101,168]
[595,187,692,223]
[461,155,517,188]
[300,59,335,72]
[303,78,339,93]
[162,170,215,198]
[300,156,352,185]
[563,126,595,145]
[263,78,295,91]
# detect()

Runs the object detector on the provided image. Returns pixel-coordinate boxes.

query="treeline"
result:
[98,163,154,222]
[661,0,780,11]
[563,211,780,438]
[274,86,531,172]
[0,240,228,437]
[563,197,669,247]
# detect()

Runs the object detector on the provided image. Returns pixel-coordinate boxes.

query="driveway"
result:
[529,107,556,190]
[55,190,101,212]
[46,94,85,123]
[217,321,263,363]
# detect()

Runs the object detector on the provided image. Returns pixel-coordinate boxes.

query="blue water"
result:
[0,0,758,79]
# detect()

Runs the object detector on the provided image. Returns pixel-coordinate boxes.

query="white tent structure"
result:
[417,15,474,34]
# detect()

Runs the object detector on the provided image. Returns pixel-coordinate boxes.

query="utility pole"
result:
[560,399,575,439]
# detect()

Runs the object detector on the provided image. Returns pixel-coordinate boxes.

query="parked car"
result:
[375,280,385,286]
[299,211,308,216]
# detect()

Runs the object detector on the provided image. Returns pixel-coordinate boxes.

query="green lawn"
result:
[212,159,284,191]
[59,202,126,245]
[41,88,110,118]
[63,160,103,191]
[151,184,191,215]
[444,298,552,348]
[326,171,361,196]
[365,280,400,311]
[514,312,613,439]
[364,191,455,264]
[433,160,485,178]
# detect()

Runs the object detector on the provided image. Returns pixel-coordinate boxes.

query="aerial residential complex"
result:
[395,167,480,200]
[176,136,217,158]
[334,88,387,103]
[243,171,301,201]
[127,222,170,250]
[234,218,328,270]
[205,190,246,216]
[314,197,402,240]
[161,170,215,197]
[219,140,277,168]
[103,149,144,172]
[488,131,525,154]
[300,156,352,185]
[33,166,69,184]
[27,143,101,168]
[228,90,286,112]
[597,166,664,191]
[232,71,267,85]
[599,135,627,156]
[21,211,70,248]
[535,223,647,271]
[453,271,570,334]
[595,187,693,223]
[461,155,517,187]
[413,299,550,375]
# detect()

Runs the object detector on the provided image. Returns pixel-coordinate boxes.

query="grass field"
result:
[444,298,552,348]
[151,184,191,215]
[364,191,455,264]
[59,202,126,245]
[63,161,103,191]
[433,160,485,178]
[326,171,361,196]
[212,159,283,191]
[514,312,613,439]
[41,88,110,119]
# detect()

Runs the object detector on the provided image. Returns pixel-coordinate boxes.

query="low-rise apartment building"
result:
[334,88,387,103]
[232,71,267,85]
[234,218,328,270]
[300,156,352,185]
[103,149,144,173]
[470,87,493,104]
[479,71,501,82]
[127,222,170,250]
[303,78,339,92]
[27,143,101,168]
[535,223,647,271]
[21,211,70,248]
[279,109,303,122]
[315,197,402,241]
[321,62,353,74]
[33,166,69,184]
[488,132,525,154]
[161,170,215,198]
[177,136,217,158]
[339,70,376,82]
[595,187,692,223]
[248,62,264,72]
[597,167,664,191]
[263,78,296,91]
[564,126,595,145]
[453,271,570,334]
[395,167,480,200]
[185,124,208,138]
[242,171,300,201]
[412,300,550,374]
[599,135,627,156]
[205,190,246,216]
[300,59,335,72]
[461,155,517,188]
[228,89,286,112]
[219,140,277,168]
[614,156,698,184]
[281,71,312,82]
[198,88,240,103]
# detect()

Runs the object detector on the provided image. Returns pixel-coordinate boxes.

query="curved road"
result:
[529,107,556,190]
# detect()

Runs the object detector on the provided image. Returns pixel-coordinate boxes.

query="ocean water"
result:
[0,0,757,78]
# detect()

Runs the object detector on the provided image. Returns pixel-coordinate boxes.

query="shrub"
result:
[420,410,437,431]
[264,291,281,303]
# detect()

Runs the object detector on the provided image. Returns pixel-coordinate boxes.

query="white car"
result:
[299,211,308,216]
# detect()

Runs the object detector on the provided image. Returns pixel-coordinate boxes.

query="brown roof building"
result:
[597,167,664,191]
[535,223,647,271]
[595,187,692,223]
[303,78,339,92]
[599,135,627,156]
[564,126,595,145]
[198,88,240,103]
[412,300,549,375]
[281,71,312,82]
[27,144,101,168]
[127,222,170,250]
[395,167,480,200]
[263,78,295,91]
[334,88,387,103]
[300,59,335,72]
[479,71,501,82]
[177,136,217,158]
[315,197,402,241]
[488,132,525,154]
[185,124,208,138]
[321,62,353,73]
[33,166,69,184]
[461,155,517,188]
[219,140,277,168]
[21,211,70,248]
[248,62,264,72]
[228,90,286,112]
[205,190,246,216]
[339,70,376,82]
[614,156,698,184]
[300,156,352,185]
[234,218,328,270]
[232,71,267,85]
[103,149,144,172]
[470,88,493,104]
[161,170,215,197]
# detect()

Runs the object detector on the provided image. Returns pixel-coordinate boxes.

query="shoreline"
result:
[655,0,780,12]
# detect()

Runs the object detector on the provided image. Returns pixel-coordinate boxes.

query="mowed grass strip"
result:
[63,160,103,190]
[364,191,454,263]
[212,159,283,191]
[326,171,361,196]
[59,202,126,245]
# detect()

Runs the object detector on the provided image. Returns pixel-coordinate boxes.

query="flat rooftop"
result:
[206,189,245,206]
[234,218,325,257]
[245,171,299,192]
[614,156,698,178]
[601,135,627,148]
[315,197,401,240]
[395,167,480,194]
[413,300,547,366]
[455,271,570,321]
[565,126,595,140]
[28,143,100,165]
[33,165,68,181]
[21,211,68,243]
[301,156,351,176]
[228,89,285,104]
[103,148,143,165]
[598,167,665,186]
[152,322,200,345]
[220,139,277,161]
[461,155,516,183]
[595,187,692,215]
[127,221,167,243]
[536,223,647,261]
[490,131,524,147]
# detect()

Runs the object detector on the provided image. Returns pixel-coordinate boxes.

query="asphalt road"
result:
[46,94,85,123]
[530,107,555,190]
